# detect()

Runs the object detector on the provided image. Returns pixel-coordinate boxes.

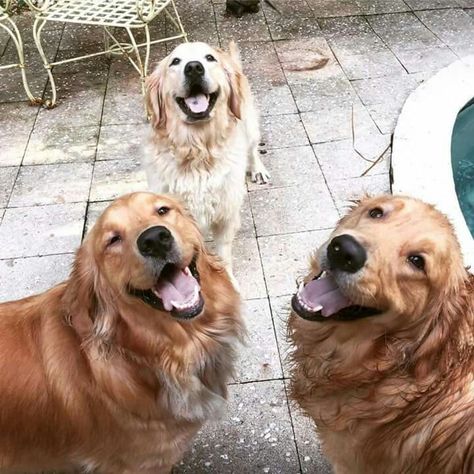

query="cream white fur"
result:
[143,42,269,281]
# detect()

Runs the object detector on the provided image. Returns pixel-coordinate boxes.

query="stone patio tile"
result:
[215,4,272,43]
[289,75,356,112]
[50,68,108,99]
[269,296,292,374]
[177,380,300,473]
[0,67,48,104]
[314,137,391,182]
[254,85,298,116]
[264,2,320,41]
[59,24,106,51]
[230,236,267,300]
[405,0,459,8]
[0,103,38,167]
[289,402,333,474]
[250,182,338,236]
[239,41,287,87]
[23,124,99,165]
[239,194,256,238]
[102,89,146,126]
[97,124,149,161]
[0,203,86,259]
[35,89,104,128]
[259,229,331,297]
[247,146,322,192]
[452,43,474,56]
[368,12,444,52]
[170,19,219,46]
[366,102,404,134]
[319,17,387,58]
[260,114,309,149]
[9,163,93,207]
[174,0,216,26]
[415,9,474,47]
[0,167,17,208]
[354,0,410,14]
[328,173,391,213]
[89,158,147,201]
[395,46,458,73]
[274,37,335,78]
[308,0,361,17]
[338,50,405,80]
[351,74,418,107]
[0,253,74,303]
[234,299,283,383]
[301,99,381,144]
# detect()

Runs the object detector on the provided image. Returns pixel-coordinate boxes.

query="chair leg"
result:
[125,26,148,102]
[32,17,57,108]
[0,16,41,105]
[168,0,188,42]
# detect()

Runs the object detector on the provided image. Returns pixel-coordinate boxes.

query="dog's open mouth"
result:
[129,258,204,320]
[291,272,381,322]
[175,88,219,121]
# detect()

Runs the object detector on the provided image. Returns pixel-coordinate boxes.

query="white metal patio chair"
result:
[0,0,41,104]
[25,0,187,108]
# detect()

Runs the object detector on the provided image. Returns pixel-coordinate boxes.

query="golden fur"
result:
[143,42,269,277]
[288,195,474,474]
[0,192,244,473]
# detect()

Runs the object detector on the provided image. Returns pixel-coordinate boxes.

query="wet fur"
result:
[288,195,474,474]
[143,42,268,276]
[0,193,244,473]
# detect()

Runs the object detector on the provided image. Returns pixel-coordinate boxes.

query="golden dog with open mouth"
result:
[0,192,244,473]
[288,195,474,474]
[144,41,269,280]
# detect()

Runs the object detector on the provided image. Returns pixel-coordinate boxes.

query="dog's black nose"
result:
[137,226,173,258]
[327,234,367,273]
[184,61,204,78]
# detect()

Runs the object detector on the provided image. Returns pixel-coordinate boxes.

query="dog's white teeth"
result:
[183,267,191,276]
[298,281,304,293]
[312,304,323,312]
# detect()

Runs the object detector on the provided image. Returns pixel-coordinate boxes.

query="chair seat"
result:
[37,0,171,28]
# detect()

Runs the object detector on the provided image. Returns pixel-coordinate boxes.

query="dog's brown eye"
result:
[157,206,170,216]
[408,255,425,271]
[369,207,384,219]
[205,54,216,62]
[170,57,181,66]
[108,234,122,247]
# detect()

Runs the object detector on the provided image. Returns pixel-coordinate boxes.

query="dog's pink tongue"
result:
[184,94,209,113]
[154,267,199,311]
[300,274,352,317]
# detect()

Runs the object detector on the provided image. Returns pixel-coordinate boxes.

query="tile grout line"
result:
[257,9,306,473]
[82,53,113,241]
[264,31,342,219]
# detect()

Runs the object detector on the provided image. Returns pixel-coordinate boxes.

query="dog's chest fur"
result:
[144,124,248,232]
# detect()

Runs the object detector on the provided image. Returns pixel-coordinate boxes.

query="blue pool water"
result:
[451,98,474,237]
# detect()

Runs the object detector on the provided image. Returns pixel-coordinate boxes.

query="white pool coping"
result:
[392,55,474,270]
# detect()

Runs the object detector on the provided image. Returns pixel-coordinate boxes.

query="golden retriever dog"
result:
[0,192,244,473]
[144,41,270,280]
[288,195,474,474]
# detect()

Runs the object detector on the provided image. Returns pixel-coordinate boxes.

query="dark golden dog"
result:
[0,192,244,473]
[289,195,474,474]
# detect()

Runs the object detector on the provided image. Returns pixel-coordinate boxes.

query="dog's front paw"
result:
[250,163,271,185]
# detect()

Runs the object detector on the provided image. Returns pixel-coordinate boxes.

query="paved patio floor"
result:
[0,0,473,472]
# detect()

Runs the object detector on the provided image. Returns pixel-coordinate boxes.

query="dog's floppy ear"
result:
[223,41,245,120]
[146,64,166,129]
[64,239,119,356]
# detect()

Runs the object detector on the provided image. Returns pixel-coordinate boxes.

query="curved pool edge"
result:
[392,55,474,271]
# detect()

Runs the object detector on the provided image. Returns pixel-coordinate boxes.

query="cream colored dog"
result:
[144,42,269,282]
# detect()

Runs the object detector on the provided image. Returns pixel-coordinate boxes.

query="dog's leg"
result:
[213,221,240,291]
[248,145,271,184]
